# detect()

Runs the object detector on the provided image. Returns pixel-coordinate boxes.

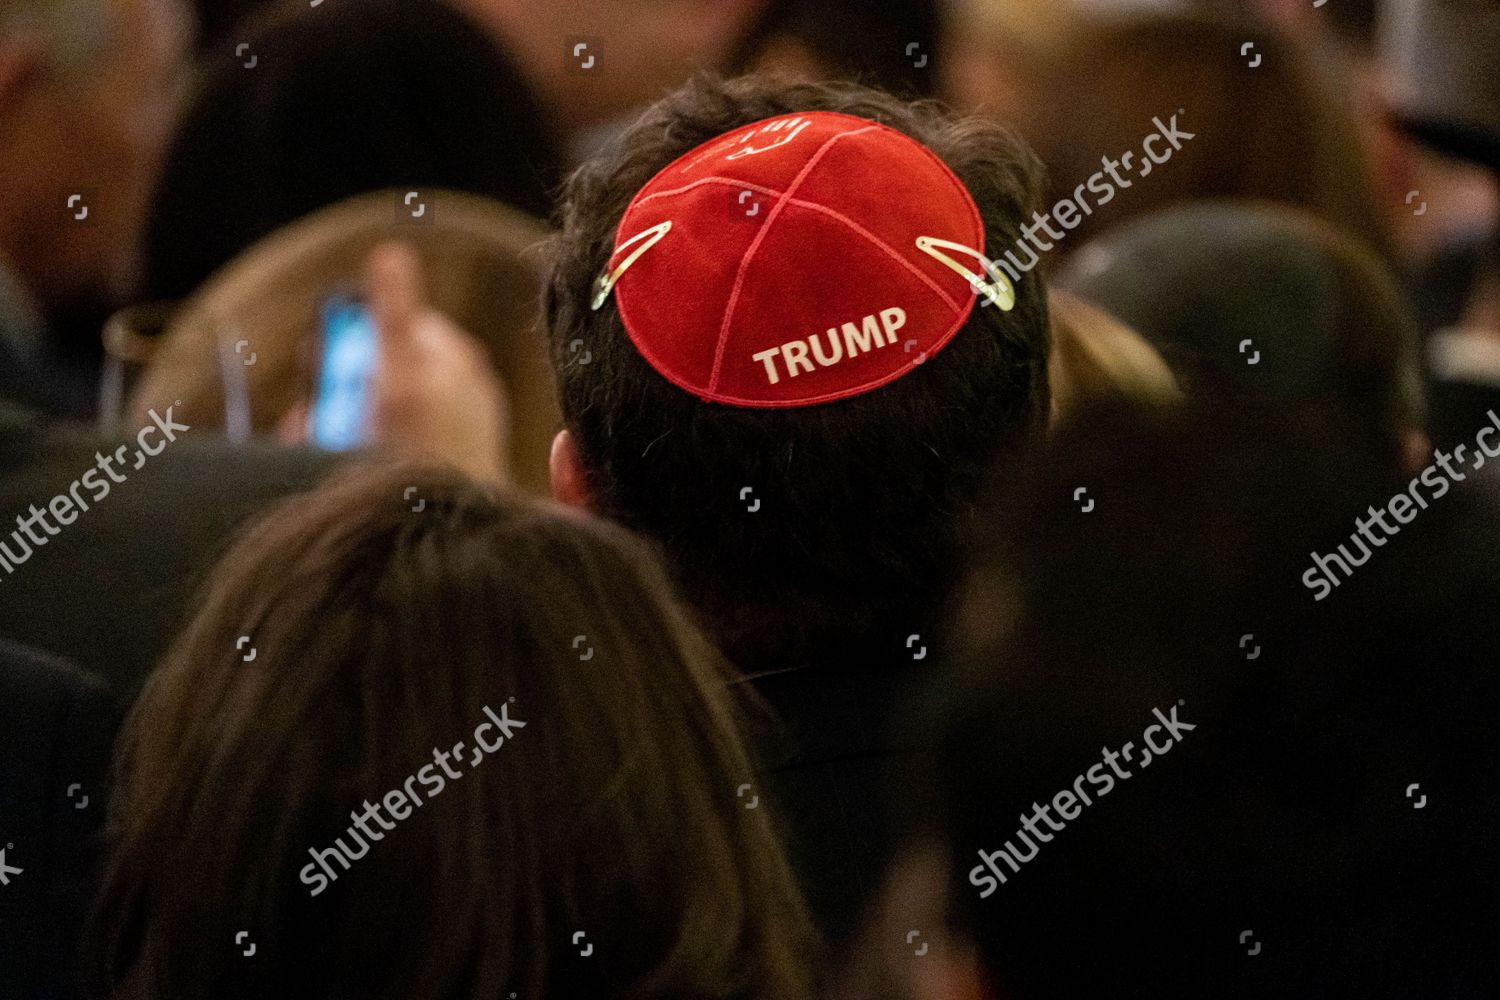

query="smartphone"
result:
[308,295,379,451]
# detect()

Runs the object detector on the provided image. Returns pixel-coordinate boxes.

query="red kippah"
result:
[592,111,1011,409]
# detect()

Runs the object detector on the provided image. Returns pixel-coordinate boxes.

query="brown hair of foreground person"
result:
[90,464,817,1000]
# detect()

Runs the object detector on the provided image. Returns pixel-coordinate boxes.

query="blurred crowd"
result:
[1,0,1498,997]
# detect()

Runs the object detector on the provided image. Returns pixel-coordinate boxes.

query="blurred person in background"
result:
[1381,0,1500,451]
[863,404,1500,997]
[189,0,776,161]
[1,2,526,705]
[451,0,768,155]
[938,0,1081,133]
[945,7,1393,266]
[1176,0,1500,454]
[0,0,191,418]
[1,243,509,998]
[545,75,1052,949]
[0,242,509,696]
[1059,202,1425,470]
[1274,0,1430,264]
[93,463,818,1000]
[132,203,542,486]
[186,0,940,161]
[1246,0,1500,339]
[0,6,200,987]
[142,0,566,305]
[728,0,943,99]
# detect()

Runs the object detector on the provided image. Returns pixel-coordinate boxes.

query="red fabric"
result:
[609,111,985,408]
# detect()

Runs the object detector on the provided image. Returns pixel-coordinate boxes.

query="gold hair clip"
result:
[915,236,1015,312]
[591,221,673,311]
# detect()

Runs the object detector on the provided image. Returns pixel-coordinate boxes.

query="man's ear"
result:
[0,31,46,110]
[549,428,592,509]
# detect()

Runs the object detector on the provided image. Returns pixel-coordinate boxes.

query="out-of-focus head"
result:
[729,0,943,99]
[940,0,1083,123]
[545,76,1051,673]
[142,0,565,303]
[0,0,189,308]
[1383,0,1500,180]
[94,463,816,999]
[1060,201,1424,465]
[452,0,768,135]
[897,403,1500,997]
[1381,0,1500,338]
[979,10,1393,261]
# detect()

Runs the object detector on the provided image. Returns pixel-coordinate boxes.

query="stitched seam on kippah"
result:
[706,125,879,394]
[783,196,965,315]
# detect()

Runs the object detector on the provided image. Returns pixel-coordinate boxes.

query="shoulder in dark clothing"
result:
[0,640,116,1000]
[0,410,335,700]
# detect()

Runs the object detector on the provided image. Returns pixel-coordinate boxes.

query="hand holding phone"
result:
[290,244,509,482]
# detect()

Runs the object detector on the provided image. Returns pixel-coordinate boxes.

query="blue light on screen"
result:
[310,298,378,451]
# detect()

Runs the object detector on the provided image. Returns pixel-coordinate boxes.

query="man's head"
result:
[0,0,189,311]
[1059,202,1426,469]
[546,77,1050,672]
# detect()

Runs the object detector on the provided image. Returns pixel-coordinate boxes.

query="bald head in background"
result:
[0,0,191,412]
